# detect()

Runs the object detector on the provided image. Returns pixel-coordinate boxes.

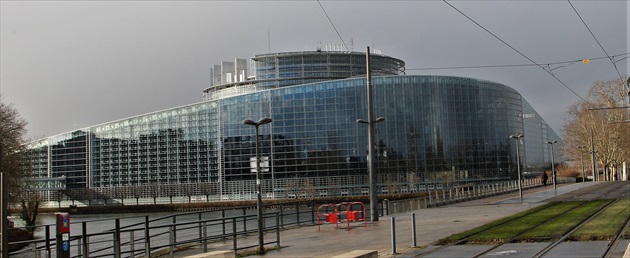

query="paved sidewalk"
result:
[173,182,605,258]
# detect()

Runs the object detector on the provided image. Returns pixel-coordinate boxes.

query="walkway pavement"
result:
[173,182,625,258]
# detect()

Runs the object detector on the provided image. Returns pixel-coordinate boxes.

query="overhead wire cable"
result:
[568,0,625,86]
[406,53,629,72]
[316,0,350,52]
[443,0,586,102]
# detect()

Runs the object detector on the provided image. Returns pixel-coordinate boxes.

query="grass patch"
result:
[436,202,557,245]
[569,198,630,241]
[517,200,609,242]
[465,201,585,244]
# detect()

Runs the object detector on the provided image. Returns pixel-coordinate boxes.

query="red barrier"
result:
[317,202,367,231]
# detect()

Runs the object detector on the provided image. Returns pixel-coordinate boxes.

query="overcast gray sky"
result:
[1,1,628,140]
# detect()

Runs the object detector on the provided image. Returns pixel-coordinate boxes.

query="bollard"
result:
[411,213,417,247]
[296,203,300,226]
[280,207,285,228]
[198,213,203,243]
[203,221,208,253]
[45,225,51,258]
[276,213,281,247]
[242,209,247,233]
[384,199,390,216]
[114,219,121,258]
[169,225,174,258]
[130,231,135,258]
[82,221,88,258]
[172,216,177,242]
[222,210,226,238]
[232,219,237,252]
[144,216,151,258]
[391,217,396,254]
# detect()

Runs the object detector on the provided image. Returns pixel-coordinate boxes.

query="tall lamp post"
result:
[509,134,524,198]
[242,117,272,254]
[577,146,586,182]
[547,141,557,189]
[357,117,384,221]
[357,45,385,222]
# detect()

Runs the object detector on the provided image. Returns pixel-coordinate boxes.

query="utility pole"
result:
[591,130,597,182]
[365,46,379,222]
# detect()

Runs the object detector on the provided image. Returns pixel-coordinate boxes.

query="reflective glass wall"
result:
[27,75,562,205]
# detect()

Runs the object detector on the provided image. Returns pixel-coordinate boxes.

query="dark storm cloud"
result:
[1,1,628,139]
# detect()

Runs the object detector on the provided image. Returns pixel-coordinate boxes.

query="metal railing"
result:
[382,178,575,216]
[8,178,573,257]
[8,206,310,258]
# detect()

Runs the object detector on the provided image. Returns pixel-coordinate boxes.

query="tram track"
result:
[411,202,565,257]
[413,182,630,258]
[603,216,630,258]
[532,198,622,258]
[531,196,629,258]
[471,199,614,258]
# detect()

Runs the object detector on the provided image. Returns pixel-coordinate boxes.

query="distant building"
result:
[26,49,562,207]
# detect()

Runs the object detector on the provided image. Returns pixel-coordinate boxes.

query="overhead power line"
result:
[443,0,586,102]
[406,53,629,72]
[316,0,350,52]
[568,0,625,86]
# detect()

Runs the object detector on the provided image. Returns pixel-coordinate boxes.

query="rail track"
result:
[414,181,630,258]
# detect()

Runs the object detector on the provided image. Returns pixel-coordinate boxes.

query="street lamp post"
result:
[578,146,586,182]
[357,116,384,222]
[242,117,272,254]
[547,141,557,189]
[509,134,524,198]
[357,46,385,222]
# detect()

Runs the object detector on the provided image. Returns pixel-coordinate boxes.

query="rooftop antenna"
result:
[350,38,354,52]
[268,29,271,53]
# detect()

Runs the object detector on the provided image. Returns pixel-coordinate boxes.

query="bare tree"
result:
[563,78,630,180]
[0,97,29,205]
[202,182,215,202]
[112,186,126,205]
[83,188,95,206]
[131,185,142,205]
[19,192,40,233]
[163,184,178,204]
[149,183,159,204]
[182,183,197,203]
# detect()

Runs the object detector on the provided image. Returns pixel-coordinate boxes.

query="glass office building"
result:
[26,50,562,206]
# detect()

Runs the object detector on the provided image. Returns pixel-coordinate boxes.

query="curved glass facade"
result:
[203,51,405,101]
[251,51,404,88]
[26,52,562,206]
